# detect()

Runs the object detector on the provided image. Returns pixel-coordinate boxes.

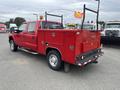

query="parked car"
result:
[0,24,6,32]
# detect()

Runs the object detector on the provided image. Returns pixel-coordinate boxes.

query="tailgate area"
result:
[81,30,100,53]
[76,48,103,66]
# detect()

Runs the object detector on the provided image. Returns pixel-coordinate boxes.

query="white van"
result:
[8,23,18,32]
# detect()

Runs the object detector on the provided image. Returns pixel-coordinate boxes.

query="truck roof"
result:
[106,21,120,24]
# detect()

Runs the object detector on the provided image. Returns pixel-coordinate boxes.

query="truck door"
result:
[23,22,37,51]
[14,23,27,46]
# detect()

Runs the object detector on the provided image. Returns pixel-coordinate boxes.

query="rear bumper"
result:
[75,48,103,66]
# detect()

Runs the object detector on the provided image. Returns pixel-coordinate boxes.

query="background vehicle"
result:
[0,24,6,32]
[79,23,101,30]
[7,23,18,32]
[65,23,78,29]
[101,21,120,42]
[65,23,101,30]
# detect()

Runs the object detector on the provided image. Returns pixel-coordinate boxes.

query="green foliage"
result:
[14,17,26,27]
[5,17,26,28]
[5,21,10,29]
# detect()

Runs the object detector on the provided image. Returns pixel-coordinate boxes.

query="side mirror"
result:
[14,29,21,33]
[10,27,20,33]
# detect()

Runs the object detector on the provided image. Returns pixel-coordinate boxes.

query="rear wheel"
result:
[9,40,18,51]
[47,50,62,71]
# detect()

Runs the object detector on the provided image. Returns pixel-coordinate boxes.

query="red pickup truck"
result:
[9,12,103,72]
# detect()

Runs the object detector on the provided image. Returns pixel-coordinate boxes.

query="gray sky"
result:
[0,0,120,23]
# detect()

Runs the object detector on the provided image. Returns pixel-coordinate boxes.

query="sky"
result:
[0,0,120,23]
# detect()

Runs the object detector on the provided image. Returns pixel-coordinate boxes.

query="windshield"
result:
[41,22,63,29]
[105,23,120,28]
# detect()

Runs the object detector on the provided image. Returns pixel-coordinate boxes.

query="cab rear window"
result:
[41,22,63,29]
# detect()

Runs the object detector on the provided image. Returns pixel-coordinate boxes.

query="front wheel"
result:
[9,40,18,51]
[47,50,62,71]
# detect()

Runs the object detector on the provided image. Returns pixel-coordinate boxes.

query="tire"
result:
[9,40,18,51]
[47,50,62,71]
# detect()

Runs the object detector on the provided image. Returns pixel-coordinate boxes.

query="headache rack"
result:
[45,12,63,25]
[81,1,100,30]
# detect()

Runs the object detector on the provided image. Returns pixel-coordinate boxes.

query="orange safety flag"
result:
[40,16,44,20]
[74,11,84,19]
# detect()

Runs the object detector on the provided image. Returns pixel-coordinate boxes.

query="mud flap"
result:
[64,62,70,73]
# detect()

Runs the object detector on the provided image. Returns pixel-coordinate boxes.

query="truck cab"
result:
[101,21,120,41]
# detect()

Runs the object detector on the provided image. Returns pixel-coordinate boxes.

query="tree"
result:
[5,21,10,29]
[14,17,26,27]
[9,18,14,23]
[98,21,105,25]
[98,21,105,29]
[5,18,14,29]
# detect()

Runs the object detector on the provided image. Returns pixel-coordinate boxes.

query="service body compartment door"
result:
[37,30,45,54]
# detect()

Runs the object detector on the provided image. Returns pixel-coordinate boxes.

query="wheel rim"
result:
[10,41,14,50]
[49,54,58,67]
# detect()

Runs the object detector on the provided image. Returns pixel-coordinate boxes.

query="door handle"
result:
[45,42,49,46]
